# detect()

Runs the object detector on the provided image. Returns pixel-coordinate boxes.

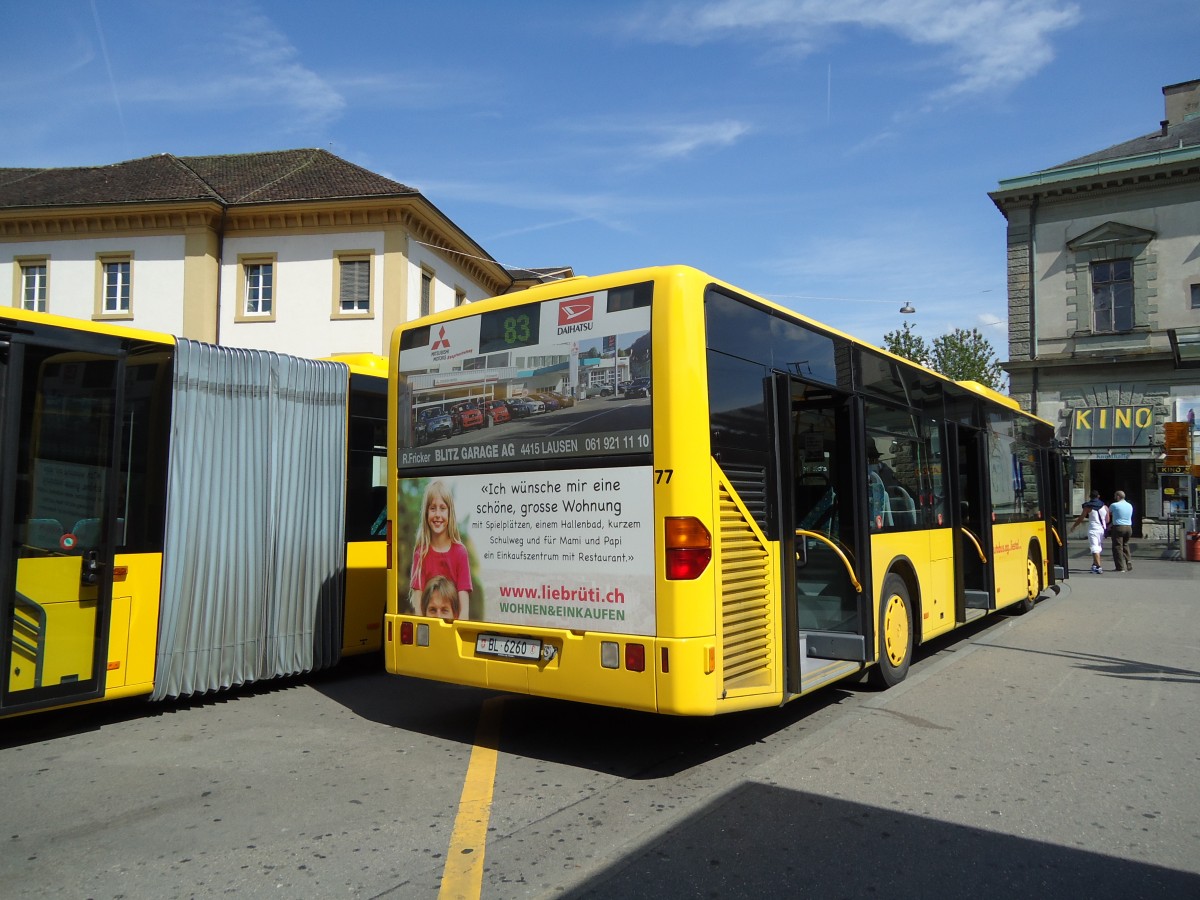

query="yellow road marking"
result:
[438,696,504,900]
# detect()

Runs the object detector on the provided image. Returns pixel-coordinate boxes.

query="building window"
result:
[334,253,372,317]
[95,254,133,318]
[1191,283,1200,310]
[246,263,272,315]
[1091,259,1133,333]
[236,254,277,322]
[18,259,48,312]
[455,288,466,307]
[420,270,433,317]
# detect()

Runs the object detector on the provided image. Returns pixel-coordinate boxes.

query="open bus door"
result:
[775,374,871,696]
[1,326,125,716]
[1042,445,1070,582]
[945,421,995,620]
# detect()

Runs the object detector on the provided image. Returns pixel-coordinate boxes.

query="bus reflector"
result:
[385,519,393,569]
[625,643,645,672]
[400,621,414,645]
[417,623,430,647]
[704,645,716,674]
[661,647,669,673]
[665,517,711,579]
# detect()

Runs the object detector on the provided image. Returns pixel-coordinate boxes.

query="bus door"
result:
[946,421,994,620]
[1,328,125,716]
[776,374,869,695]
[1041,446,1069,582]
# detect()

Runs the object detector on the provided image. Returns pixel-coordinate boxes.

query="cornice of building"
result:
[989,147,1200,212]
[0,200,224,238]
[0,193,512,295]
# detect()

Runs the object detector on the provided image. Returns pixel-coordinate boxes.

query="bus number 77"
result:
[654,469,673,484]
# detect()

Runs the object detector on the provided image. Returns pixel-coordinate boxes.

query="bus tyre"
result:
[870,574,913,689]
[1018,551,1041,615]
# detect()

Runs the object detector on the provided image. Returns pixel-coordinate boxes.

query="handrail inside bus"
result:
[795,529,863,594]
[960,526,988,563]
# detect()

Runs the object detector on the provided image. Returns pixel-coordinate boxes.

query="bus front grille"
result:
[718,483,773,692]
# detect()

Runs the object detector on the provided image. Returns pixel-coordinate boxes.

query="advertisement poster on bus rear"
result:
[396,282,653,470]
[396,467,655,635]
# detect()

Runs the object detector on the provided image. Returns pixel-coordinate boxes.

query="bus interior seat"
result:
[888,486,917,526]
[71,517,102,548]
[26,518,64,550]
[369,485,387,536]
[796,473,831,526]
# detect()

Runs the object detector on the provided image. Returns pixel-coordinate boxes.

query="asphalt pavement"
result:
[560,548,1200,898]
[3,546,1198,899]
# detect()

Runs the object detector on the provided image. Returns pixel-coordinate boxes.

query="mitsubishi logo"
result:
[431,326,450,350]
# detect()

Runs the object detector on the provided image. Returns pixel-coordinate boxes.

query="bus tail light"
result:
[625,643,645,672]
[665,517,711,579]
[400,621,414,645]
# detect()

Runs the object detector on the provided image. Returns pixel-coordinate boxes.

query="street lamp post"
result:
[1190,408,1197,533]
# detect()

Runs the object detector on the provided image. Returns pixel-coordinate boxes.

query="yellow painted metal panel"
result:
[14,556,97,689]
[105,595,131,689]
[992,521,1046,608]
[117,553,162,692]
[343,540,386,655]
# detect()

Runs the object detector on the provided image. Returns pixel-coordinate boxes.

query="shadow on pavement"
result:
[561,781,1200,899]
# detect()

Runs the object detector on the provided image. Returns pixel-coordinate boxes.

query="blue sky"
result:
[3,0,1197,349]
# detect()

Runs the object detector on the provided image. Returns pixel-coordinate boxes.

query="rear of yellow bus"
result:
[384,266,783,715]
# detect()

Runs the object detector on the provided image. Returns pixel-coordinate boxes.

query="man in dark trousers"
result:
[1109,490,1134,572]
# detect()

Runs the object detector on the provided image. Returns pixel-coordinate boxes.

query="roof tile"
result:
[0,149,417,209]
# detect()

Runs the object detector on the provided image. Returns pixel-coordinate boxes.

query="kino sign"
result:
[1069,406,1154,448]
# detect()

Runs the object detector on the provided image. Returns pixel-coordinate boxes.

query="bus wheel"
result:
[1017,552,1041,614]
[870,574,913,689]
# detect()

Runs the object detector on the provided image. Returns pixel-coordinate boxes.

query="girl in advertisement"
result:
[408,480,473,615]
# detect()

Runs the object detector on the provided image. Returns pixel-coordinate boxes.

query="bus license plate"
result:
[476,634,542,661]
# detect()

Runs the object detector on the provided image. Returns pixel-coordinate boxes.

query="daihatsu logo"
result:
[557,297,594,334]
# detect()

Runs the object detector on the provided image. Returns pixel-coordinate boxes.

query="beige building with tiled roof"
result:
[0,149,558,358]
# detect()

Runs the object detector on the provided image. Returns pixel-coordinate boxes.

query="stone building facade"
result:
[990,80,1200,540]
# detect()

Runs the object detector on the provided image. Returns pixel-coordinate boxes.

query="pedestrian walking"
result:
[1070,489,1109,574]
[1109,490,1134,572]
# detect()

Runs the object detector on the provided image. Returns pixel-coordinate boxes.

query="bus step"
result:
[804,631,867,662]
[964,589,991,609]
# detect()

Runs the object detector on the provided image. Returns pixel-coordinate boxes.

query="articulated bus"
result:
[1,308,388,719]
[384,266,1069,715]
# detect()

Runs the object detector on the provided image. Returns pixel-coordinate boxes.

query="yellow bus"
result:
[1,308,387,719]
[384,266,1068,715]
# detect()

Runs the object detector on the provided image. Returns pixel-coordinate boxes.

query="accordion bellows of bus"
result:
[1,308,387,720]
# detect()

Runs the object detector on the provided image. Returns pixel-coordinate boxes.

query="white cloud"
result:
[627,0,1081,101]
[640,120,752,159]
[121,3,345,131]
